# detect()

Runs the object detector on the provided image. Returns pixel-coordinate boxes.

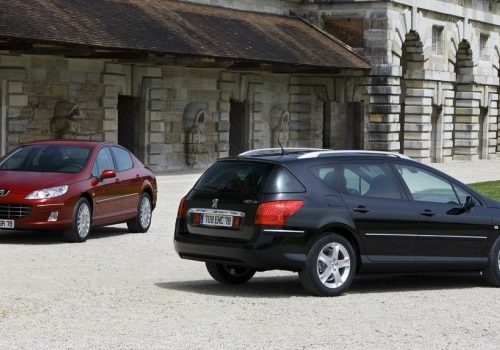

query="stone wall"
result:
[301,0,500,162]
[0,54,107,155]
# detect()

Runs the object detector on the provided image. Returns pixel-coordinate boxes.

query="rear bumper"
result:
[174,228,308,271]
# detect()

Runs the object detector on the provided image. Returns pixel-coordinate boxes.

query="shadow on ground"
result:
[156,272,486,298]
[0,226,130,245]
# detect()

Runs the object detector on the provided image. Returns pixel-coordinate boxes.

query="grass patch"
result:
[469,180,500,201]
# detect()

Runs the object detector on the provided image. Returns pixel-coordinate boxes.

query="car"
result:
[174,148,500,296]
[0,140,157,242]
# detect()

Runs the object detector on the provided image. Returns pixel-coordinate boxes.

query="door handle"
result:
[353,206,370,213]
[420,209,436,217]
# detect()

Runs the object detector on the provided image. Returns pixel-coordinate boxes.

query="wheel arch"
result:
[310,224,362,272]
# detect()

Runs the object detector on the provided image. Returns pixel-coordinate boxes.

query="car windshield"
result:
[0,145,91,173]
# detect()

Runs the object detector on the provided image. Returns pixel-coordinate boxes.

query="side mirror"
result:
[100,169,116,180]
[464,196,476,211]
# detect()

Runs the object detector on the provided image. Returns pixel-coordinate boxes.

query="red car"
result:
[0,140,157,242]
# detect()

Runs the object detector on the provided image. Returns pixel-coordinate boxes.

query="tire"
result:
[62,197,92,243]
[127,193,152,233]
[299,233,356,296]
[483,236,500,286]
[205,262,256,284]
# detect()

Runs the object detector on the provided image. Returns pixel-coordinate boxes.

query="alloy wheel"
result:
[77,202,91,238]
[139,196,152,229]
[316,242,351,289]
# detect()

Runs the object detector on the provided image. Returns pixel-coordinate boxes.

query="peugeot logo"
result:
[212,198,219,209]
[0,189,9,197]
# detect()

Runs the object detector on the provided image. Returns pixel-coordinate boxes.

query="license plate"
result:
[201,214,233,228]
[0,219,14,229]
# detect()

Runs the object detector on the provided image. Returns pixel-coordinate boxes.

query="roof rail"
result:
[297,150,412,160]
[239,148,326,157]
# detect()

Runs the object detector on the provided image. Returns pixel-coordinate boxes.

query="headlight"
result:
[25,185,69,200]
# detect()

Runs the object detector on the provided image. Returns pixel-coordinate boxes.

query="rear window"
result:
[195,161,274,194]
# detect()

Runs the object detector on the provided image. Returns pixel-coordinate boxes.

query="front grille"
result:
[0,204,32,219]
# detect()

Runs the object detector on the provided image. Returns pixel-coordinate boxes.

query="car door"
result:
[110,146,141,217]
[90,147,121,224]
[393,163,492,264]
[339,161,419,263]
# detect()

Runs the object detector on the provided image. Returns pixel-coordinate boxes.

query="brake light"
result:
[177,196,187,219]
[255,200,304,226]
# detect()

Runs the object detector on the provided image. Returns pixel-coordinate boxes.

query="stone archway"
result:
[454,40,478,160]
[399,31,429,160]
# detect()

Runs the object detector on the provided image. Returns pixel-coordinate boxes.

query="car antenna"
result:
[276,133,285,156]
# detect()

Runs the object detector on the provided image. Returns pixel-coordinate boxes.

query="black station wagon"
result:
[174,149,500,296]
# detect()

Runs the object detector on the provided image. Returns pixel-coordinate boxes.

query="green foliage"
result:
[469,180,500,201]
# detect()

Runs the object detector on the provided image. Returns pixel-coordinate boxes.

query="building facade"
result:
[0,0,499,172]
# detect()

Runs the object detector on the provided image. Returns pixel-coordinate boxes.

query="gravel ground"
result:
[1,162,500,349]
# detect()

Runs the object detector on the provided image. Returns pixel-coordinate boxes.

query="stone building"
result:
[1,0,499,172]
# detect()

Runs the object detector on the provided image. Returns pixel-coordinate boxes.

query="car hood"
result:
[0,171,80,195]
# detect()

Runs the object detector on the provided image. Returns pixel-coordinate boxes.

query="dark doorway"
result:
[229,100,247,157]
[118,95,142,159]
[345,102,364,149]
[322,101,332,148]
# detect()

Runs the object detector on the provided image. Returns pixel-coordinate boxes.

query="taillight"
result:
[177,196,187,219]
[255,200,303,226]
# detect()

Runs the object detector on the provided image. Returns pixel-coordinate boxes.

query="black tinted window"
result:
[111,146,133,171]
[309,164,338,189]
[341,163,402,200]
[264,167,305,193]
[195,161,274,194]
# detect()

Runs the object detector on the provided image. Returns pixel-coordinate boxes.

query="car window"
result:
[453,184,474,205]
[0,145,90,173]
[264,167,305,193]
[395,164,459,204]
[340,163,402,200]
[194,161,274,194]
[92,147,114,177]
[111,146,133,172]
[309,164,338,189]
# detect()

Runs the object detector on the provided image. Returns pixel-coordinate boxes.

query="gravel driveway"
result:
[1,165,500,350]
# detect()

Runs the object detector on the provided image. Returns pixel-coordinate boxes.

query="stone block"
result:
[102,74,126,87]
[404,140,430,149]
[369,95,400,104]
[102,97,118,109]
[405,88,433,97]
[8,95,28,107]
[454,124,478,131]
[369,104,401,114]
[103,120,117,132]
[104,131,118,142]
[8,81,23,94]
[404,97,432,106]
[150,122,165,132]
[149,143,168,154]
[369,132,399,141]
[51,84,69,97]
[289,103,311,113]
[150,100,167,111]
[368,123,400,132]
[369,113,399,123]
[150,111,165,121]
[217,120,230,132]
[405,132,430,141]
[8,119,29,132]
[404,105,432,115]
[366,86,401,95]
[368,141,400,151]
[404,123,431,132]
[150,132,165,143]
[60,70,87,83]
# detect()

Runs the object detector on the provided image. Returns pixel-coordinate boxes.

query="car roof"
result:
[21,139,113,148]
[237,148,412,163]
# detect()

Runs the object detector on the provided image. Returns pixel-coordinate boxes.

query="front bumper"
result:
[174,228,308,271]
[0,198,75,231]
